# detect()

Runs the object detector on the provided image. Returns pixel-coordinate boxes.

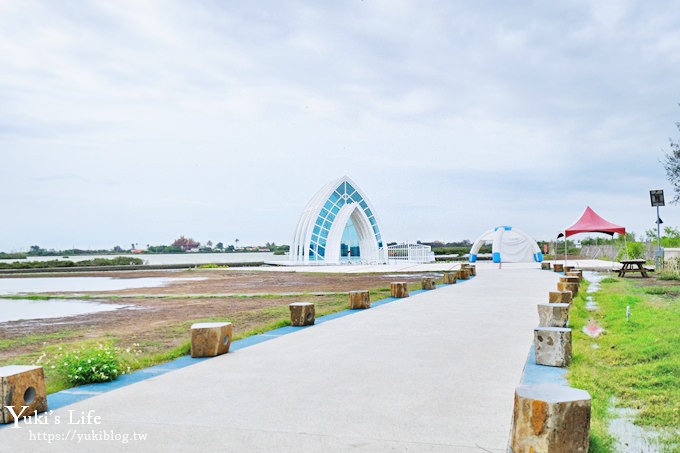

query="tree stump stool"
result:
[541,262,552,270]
[443,272,457,284]
[548,291,573,304]
[289,302,316,325]
[557,281,579,296]
[511,383,591,453]
[421,277,436,290]
[0,365,48,424]
[564,265,574,274]
[390,282,409,298]
[567,270,583,281]
[553,263,564,272]
[457,269,470,280]
[559,275,580,285]
[534,327,572,367]
[348,290,370,309]
[464,265,476,276]
[537,303,570,328]
[191,322,233,358]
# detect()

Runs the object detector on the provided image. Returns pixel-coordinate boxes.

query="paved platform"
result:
[0,266,559,452]
[257,259,618,274]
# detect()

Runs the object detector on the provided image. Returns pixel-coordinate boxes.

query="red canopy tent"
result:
[558,206,626,263]
[559,206,626,238]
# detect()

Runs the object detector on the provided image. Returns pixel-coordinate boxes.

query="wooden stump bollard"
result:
[0,365,48,424]
[564,265,574,274]
[289,302,316,325]
[559,275,580,285]
[534,327,572,367]
[553,263,564,273]
[390,282,409,298]
[557,281,579,296]
[421,277,436,290]
[548,290,573,304]
[191,322,233,358]
[511,383,591,453]
[443,272,457,284]
[464,264,476,276]
[457,268,470,280]
[348,290,370,309]
[541,262,551,270]
[567,270,583,281]
[537,303,570,328]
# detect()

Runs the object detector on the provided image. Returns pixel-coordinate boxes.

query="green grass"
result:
[0,287,399,395]
[568,276,680,451]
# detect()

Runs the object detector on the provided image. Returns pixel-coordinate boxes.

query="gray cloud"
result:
[1,0,679,250]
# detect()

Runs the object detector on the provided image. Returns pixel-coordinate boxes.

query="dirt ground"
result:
[0,270,436,361]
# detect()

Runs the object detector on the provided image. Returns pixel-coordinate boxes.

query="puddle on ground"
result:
[585,295,599,311]
[0,277,206,295]
[0,299,130,323]
[610,407,663,453]
[583,271,604,293]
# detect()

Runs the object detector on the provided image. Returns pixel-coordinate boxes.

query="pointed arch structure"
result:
[291,176,386,264]
[469,226,543,263]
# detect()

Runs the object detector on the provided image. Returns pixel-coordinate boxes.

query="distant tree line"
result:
[0,256,144,270]
[1,238,291,257]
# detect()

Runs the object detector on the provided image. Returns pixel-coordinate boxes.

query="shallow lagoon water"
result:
[0,299,130,323]
[0,277,205,295]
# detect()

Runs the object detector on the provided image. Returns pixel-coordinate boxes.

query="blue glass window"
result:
[331,205,340,215]
[378,241,383,247]
[320,208,329,218]
[346,183,355,194]
[324,200,334,211]
[320,229,329,239]
[311,233,319,243]
[372,225,379,235]
[323,220,332,229]
[329,192,340,204]
[313,225,320,235]
[319,238,327,247]
[359,201,368,210]
[327,213,336,222]
[318,246,325,256]
[336,198,345,208]
[351,192,361,202]
[309,249,315,258]
[365,208,373,218]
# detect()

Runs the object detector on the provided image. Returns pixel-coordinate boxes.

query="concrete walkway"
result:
[1,267,558,452]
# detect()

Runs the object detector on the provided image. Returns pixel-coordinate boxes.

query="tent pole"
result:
[564,235,567,268]
[623,233,628,260]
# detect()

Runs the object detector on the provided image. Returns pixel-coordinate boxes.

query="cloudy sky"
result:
[1,0,679,251]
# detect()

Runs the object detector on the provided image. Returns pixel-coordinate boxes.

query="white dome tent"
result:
[469,226,543,263]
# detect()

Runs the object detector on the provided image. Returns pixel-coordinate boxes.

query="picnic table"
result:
[618,259,649,278]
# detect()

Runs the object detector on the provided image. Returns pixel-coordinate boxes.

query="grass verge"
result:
[0,277,442,394]
[568,276,680,452]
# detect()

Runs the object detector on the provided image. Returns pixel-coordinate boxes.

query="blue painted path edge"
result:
[519,267,568,387]
[36,277,475,412]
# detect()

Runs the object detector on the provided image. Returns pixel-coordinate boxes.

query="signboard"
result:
[650,190,665,207]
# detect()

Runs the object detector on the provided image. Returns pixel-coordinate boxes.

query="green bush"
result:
[57,345,122,385]
[0,256,143,270]
[615,242,645,260]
